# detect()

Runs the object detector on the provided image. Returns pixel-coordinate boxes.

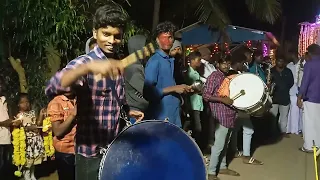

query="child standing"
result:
[15,93,46,180]
[202,57,240,180]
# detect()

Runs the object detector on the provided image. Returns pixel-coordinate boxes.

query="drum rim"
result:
[98,120,207,180]
[230,72,266,109]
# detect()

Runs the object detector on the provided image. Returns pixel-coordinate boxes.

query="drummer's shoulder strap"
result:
[217,74,237,97]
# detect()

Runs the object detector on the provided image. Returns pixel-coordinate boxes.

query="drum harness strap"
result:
[98,79,132,155]
[98,79,135,179]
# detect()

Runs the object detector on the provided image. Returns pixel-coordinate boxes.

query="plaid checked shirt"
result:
[45,46,125,157]
[202,69,237,128]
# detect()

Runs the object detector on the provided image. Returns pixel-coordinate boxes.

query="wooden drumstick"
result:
[231,90,246,100]
[94,43,156,81]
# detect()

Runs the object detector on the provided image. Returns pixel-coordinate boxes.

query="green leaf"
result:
[245,0,282,24]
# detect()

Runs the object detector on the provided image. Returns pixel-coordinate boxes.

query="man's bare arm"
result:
[61,64,90,88]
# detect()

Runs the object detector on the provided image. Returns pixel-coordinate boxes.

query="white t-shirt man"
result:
[0,96,11,144]
[200,59,216,83]
[287,60,306,96]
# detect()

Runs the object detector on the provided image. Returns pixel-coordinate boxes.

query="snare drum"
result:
[98,120,206,180]
[229,73,272,117]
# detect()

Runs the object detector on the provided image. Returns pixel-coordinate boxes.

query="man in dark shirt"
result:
[124,35,149,119]
[170,40,186,85]
[270,57,294,137]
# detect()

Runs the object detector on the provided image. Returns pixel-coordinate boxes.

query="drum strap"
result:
[108,79,132,127]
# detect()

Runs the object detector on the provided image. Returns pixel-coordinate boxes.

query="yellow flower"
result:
[42,117,55,157]
[11,127,26,168]
[14,170,22,177]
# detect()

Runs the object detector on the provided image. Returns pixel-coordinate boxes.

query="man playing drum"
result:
[226,55,264,165]
[203,56,240,180]
[45,3,144,179]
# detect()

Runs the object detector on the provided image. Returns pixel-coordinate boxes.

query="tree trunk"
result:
[45,43,61,79]
[8,57,28,93]
[152,0,161,31]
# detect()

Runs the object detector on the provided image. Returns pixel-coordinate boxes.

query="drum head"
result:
[99,120,206,180]
[229,73,265,109]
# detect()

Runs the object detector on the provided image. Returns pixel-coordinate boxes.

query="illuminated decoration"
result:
[211,43,230,55]
[224,42,230,54]
[213,43,219,53]
[298,14,320,57]
[246,40,252,47]
[185,46,195,56]
[269,49,276,66]
[263,43,268,57]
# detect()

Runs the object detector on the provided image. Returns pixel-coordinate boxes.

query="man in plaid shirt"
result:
[203,56,240,180]
[45,3,144,180]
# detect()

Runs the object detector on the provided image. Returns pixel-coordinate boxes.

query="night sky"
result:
[126,0,320,44]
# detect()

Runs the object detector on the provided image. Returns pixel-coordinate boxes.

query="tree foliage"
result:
[0,0,149,112]
[194,0,282,28]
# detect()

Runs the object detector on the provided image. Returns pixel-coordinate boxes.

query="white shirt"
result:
[287,61,305,96]
[0,96,11,144]
[296,60,305,87]
[200,59,216,82]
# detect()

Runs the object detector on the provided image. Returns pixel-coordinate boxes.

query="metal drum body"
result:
[229,73,272,117]
[99,120,206,180]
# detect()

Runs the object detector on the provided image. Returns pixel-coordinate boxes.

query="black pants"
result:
[55,151,75,180]
[75,154,102,180]
[192,110,202,143]
[0,144,17,180]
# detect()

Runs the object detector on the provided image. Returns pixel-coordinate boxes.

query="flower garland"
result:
[42,117,54,157]
[12,127,26,177]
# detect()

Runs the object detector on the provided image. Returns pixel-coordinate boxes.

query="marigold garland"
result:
[12,127,26,177]
[42,117,55,157]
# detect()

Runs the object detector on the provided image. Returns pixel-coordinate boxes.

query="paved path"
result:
[39,134,318,180]
[218,134,318,180]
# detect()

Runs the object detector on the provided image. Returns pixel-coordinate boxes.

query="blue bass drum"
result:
[98,120,206,180]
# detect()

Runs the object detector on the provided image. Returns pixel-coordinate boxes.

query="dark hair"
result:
[217,55,232,64]
[19,93,29,100]
[93,3,128,30]
[231,54,246,65]
[253,49,263,57]
[89,38,97,47]
[16,93,29,105]
[155,21,177,37]
[307,44,320,55]
[188,51,202,61]
[276,53,285,60]
[288,49,298,56]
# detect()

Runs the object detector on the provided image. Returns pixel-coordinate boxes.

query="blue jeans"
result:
[231,112,254,156]
[208,124,232,175]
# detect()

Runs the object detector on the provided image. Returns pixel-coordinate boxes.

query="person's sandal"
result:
[243,157,263,165]
[208,174,220,180]
[219,169,240,176]
[299,147,313,153]
[234,151,243,158]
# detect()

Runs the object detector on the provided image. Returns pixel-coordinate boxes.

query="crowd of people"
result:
[0,2,320,180]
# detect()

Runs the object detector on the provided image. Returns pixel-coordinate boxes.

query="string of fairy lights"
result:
[185,40,277,66]
[298,14,320,57]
